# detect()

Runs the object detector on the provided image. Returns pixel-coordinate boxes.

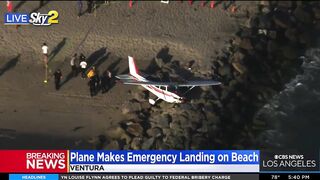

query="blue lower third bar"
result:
[9,174,58,180]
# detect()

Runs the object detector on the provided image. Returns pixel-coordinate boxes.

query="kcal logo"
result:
[4,10,59,26]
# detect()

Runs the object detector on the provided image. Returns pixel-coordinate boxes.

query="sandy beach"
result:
[2,1,318,150]
[0,1,251,149]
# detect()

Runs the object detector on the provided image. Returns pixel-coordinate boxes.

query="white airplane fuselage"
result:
[134,74,183,103]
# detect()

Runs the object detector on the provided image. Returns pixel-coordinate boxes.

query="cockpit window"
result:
[160,86,166,90]
[168,85,176,92]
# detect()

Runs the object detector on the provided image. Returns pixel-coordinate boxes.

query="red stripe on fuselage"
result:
[131,74,180,99]
[147,85,177,98]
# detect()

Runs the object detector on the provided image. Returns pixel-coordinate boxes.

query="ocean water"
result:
[255,49,320,150]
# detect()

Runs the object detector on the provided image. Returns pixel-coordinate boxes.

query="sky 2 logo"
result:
[29,10,59,26]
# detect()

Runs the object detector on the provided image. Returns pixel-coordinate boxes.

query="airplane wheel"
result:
[148,99,156,105]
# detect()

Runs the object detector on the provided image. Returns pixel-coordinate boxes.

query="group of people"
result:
[42,43,113,96]
[85,64,113,96]
[75,1,237,13]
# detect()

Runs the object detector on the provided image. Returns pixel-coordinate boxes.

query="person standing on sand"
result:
[70,53,78,77]
[87,66,96,79]
[222,0,235,11]
[7,1,19,29]
[93,68,100,92]
[42,43,48,66]
[54,69,62,90]
[100,70,112,93]
[87,0,93,14]
[79,54,87,79]
[88,78,96,97]
[77,0,83,18]
[6,1,12,12]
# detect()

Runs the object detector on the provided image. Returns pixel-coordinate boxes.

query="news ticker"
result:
[0,150,319,174]
[0,173,320,180]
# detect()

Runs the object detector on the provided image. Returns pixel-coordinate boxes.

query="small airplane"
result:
[116,56,221,105]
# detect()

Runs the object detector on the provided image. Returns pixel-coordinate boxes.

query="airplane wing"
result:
[117,79,221,87]
[176,80,221,87]
[116,74,136,80]
[118,80,174,86]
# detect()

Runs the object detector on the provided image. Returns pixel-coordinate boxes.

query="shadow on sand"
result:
[31,0,50,13]
[86,47,107,68]
[49,38,67,63]
[0,54,20,76]
[13,0,27,12]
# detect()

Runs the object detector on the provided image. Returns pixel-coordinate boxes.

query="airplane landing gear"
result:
[148,98,160,105]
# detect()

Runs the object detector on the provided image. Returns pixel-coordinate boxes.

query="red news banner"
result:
[0,150,68,173]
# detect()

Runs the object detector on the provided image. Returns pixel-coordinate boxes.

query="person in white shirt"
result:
[42,43,48,65]
[79,53,87,79]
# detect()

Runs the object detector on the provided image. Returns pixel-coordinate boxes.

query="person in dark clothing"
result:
[100,70,112,93]
[54,69,62,90]
[80,53,86,61]
[87,0,93,14]
[39,0,45,8]
[88,78,96,97]
[93,73,100,92]
[77,0,83,17]
[222,0,235,10]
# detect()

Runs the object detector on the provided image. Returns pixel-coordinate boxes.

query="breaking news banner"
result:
[0,150,67,173]
[0,150,259,173]
[0,150,319,180]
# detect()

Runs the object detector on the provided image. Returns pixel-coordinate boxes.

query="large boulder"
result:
[273,11,292,29]
[277,1,293,9]
[125,122,144,137]
[259,1,270,6]
[141,137,155,149]
[232,51,246,62]
[294,6,313,24]
[104,126,131,144]
[312,7,320,20]
[150,113,172,128]
[285,28,298,42]
[299,31,313,46]
[131,137,142,150]
[239,38,253,50]
[190,134,206,149]
[232,61,247,74]
[166,136,184,149]
[121,100,142,114]
[146,127,163,138]
[103,140,120,150]
[258,15,273,29]
[218,64,232,78]
[132,91,147,101]
[282,45,300,60]
[267,40,279,53]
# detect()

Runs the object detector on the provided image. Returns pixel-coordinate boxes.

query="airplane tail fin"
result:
[128,56,139,77]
